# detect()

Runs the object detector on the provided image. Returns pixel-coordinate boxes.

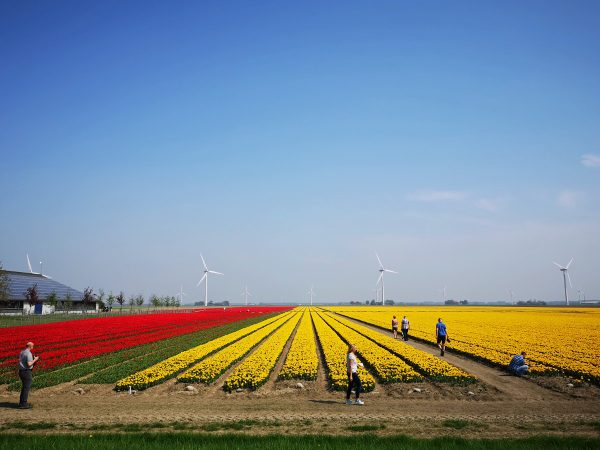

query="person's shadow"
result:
[0,402,20,409]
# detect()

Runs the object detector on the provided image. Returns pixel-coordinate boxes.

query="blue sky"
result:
[1,1,599,303]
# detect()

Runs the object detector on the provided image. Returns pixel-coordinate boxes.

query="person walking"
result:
[436,318,449,356]
[346,344,364,405]
[401,315,410,341]
[508,351,529,376]
[18,342,39,409]
[391,316,399,339]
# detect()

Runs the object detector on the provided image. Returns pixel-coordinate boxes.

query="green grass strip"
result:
[0,433,598,450]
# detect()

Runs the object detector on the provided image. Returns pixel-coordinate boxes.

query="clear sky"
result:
[1,1,599,303]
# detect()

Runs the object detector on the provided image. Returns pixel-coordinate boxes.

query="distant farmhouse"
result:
[0,270,98,315]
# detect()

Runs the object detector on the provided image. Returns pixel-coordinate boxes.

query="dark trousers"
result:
[402,329,409,341]
[346,372,362,400]
[19,369,32,406]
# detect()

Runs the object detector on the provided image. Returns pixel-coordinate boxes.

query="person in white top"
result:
[346,344,364,405]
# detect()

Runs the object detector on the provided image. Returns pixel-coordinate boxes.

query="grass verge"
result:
[0,433,599,449]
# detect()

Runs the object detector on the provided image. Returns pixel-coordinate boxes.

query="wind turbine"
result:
[197,254,223,307]
[509,290,515,305]
[553,258,574,306]
[241,286,251,306]
[26,254,34,273]
[176,285,187,304]
[25,254,49,278]
[373,286,381,303]
[375,253,397,305]
[308,286,315,306]
[440,286,447,303]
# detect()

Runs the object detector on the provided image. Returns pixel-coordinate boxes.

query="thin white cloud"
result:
[406,190,468,202]
[475,198,499,213]
[557,190,583,208]
[581,154,600,168]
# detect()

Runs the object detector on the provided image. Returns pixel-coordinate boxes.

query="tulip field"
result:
[326,306,600,384]
[115,307,474,392]
[2,305,598,395]
[0,307,291,388]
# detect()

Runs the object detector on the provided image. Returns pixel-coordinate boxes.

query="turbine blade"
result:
[200,254,208,271]
[209,271,223,275]
[567,272,573,288]
[376,272,383,286]
[197,273,207,287]
[553,262,564,269]
[384,269,398,274]
[375,252,383,268]
[26,254,33,273]
[566,258,574,269]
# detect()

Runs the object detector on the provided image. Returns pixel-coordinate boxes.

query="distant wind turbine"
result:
[440,286,447,303]
[177,285,187,304]
[553,258,574,306]
[241,286,251,306]
[375,253,397,305]
[197,254,223,307]
[25,254,50,278]
[509,290,515,305]
[308,286,315,306]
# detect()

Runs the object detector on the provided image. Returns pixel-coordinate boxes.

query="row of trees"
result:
[91,289,182,310]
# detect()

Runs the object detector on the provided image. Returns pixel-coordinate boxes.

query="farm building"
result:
[0,270,97,315]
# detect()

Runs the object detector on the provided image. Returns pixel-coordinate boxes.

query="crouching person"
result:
[508,351,529,376]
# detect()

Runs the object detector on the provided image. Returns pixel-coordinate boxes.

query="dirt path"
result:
[0,382,598,438]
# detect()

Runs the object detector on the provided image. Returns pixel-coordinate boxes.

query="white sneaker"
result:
[354,399,364,405]
[346,399,353,405]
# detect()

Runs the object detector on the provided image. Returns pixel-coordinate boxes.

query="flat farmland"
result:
[0,306,598,440]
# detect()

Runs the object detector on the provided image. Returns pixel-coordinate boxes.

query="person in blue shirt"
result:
[508,351,529,376]
[435,318,449,356]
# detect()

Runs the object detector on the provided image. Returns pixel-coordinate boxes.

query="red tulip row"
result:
[0,307,291,372]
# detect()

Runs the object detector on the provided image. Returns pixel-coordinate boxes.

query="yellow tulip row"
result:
[223,312,303,391]
[322,312,475,383]
[178,312,299,384]
[326,307,600,383]
[278,310,319,381]
[311,311,375,391]
[115,310,295,391]
[316,311,423,383]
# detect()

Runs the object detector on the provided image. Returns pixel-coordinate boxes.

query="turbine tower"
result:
[177,285,186,304]
[375,253,397,305]
[242,286,251,306]
[308,286,315,306]
[197,254,223,307]
[553,258,573,306]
